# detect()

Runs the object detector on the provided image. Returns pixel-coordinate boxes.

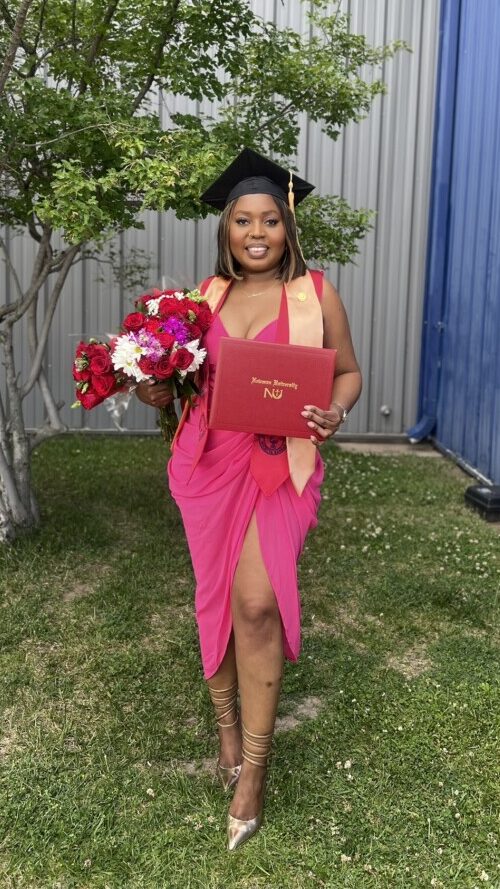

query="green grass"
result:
[1,435,499,888]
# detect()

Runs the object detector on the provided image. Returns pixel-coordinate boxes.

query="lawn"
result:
[0,435,499,888]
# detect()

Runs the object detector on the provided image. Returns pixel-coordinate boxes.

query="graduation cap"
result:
[200,147,314,214]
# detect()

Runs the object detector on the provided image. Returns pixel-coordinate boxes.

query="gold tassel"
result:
[288,170,295,215]
[288,168,306,265]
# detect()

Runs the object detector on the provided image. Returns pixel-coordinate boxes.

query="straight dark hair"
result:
[214,196,307,283]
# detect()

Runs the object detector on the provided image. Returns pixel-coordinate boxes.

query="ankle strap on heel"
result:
[241,724,273,767]
[208,681,239,728]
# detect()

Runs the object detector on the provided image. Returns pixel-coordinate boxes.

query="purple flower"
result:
[131,331,163,360]
[163,317,190,345]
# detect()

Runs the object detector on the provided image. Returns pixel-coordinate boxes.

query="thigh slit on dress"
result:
[167,277,324,680]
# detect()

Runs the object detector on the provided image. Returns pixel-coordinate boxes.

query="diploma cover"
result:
[209,338,336,438]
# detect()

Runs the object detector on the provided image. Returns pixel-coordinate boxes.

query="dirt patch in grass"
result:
[141,604,193,650]
[62,561,114,602]
[173,756,217,778]
[0,708,18,759]
[63,582,94,602]
[386,643,433,679]
[275,695,322,732]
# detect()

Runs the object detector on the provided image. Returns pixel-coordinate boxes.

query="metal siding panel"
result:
[7,0,439,437]
[369,1,431,434]
[402,0,442,429]
[333,0,387,434]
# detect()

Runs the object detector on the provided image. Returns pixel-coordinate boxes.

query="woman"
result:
[137,148,362,850]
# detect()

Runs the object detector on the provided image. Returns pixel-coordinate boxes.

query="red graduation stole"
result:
[173,270,324,496]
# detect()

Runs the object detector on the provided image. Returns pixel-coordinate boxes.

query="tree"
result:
[0,0,405,541]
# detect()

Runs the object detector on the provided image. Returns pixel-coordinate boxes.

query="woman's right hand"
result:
[135,380,174,408]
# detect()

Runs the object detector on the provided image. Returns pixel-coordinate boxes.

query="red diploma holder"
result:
[209,338,336,438]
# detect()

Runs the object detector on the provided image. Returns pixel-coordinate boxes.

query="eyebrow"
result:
[233,209,280,217]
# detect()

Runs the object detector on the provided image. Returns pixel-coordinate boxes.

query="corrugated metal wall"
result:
[1,1,441,435]
[414,0,500,483]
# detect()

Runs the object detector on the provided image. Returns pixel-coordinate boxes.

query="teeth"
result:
[247,246,267,256]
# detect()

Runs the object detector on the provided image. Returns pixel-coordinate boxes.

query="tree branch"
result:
[0,227,52,323]
[21,244,79,398]
[0,387,12,467]
[0,234,24,301]
[78,0,120,93]
[0,0,36,94]
[29,0,48,71]
[131,0,181,112]
[26,296,67,431]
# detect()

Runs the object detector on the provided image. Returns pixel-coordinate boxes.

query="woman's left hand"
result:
[301,403,344,447]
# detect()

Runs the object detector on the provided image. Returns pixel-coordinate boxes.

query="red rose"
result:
[75,341,89,357]
[175,298,191,316]
[138,356,156,376]
[79,391,103,410]
[156,297,179,316]
[153,355,175,380]
[123,312,145,332]
[144,318,161,335]
[170,347,193,370]
[186,324,201,341]
[196,305,212,331]
[92,373,117,397]
[89,349,112,374]
[73,367,91,382]
[157,331,175,349]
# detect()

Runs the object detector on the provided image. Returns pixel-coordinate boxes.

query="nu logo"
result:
[264,387,283,400]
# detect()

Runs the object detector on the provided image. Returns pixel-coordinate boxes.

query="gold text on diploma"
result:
[251,376,298,390]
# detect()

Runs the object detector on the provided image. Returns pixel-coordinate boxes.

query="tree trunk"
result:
[0,323,39,542]
[0,241,80,543]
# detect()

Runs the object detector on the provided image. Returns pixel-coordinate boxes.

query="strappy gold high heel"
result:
[208,681,241,792]
[227,724,273,851]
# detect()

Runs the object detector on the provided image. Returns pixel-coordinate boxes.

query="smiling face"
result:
[228,194,286,276]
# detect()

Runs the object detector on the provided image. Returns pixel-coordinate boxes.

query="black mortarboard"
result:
[200,147,315,212]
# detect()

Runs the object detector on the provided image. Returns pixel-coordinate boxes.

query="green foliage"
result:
[0,0,407,263]
[297,196,374,267]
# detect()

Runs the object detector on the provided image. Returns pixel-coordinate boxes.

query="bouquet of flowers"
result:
[72,288,212,443]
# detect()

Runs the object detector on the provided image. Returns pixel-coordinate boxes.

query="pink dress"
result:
[167,277,324,679]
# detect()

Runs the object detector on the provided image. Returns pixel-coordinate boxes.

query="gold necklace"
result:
[239,280,280,299]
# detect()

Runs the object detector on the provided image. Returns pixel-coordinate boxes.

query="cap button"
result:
[297,291,307,302]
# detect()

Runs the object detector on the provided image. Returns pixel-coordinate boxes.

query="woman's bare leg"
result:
[229,512,284,820]
[207,632,241,768]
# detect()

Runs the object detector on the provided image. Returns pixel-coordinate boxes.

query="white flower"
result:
[340,854,352,864]
[480,873,489,883]
[184,339,207,372]
[344,760,352,770]
[146,297,163,316]
[111,334,149,381]
[146,787,155,797]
